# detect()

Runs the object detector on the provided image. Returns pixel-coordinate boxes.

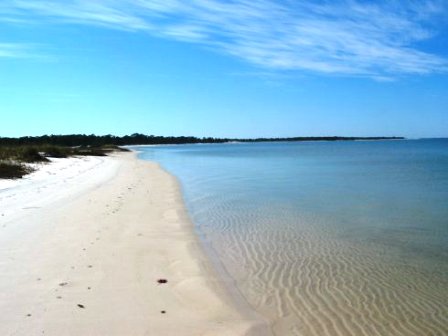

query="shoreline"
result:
[0,152,270,335]
[153,160,272,329]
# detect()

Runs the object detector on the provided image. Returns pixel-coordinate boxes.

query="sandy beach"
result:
[0,152,270,335]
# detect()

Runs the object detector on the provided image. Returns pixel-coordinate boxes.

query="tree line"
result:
[0,133,404,147]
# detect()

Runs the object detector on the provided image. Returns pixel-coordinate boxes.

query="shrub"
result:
[19,147,49,163]
[0,162,34,179]
[101,144,131,152]
[41,145,70,158]
[73,148,107,156]
[0,146,48,163]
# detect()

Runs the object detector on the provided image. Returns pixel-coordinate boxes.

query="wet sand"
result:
[0,153,269,335]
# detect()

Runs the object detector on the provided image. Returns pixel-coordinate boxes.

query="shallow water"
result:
[136,140,448,335]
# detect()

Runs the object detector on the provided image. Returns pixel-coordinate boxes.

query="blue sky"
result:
[1,0,447,138]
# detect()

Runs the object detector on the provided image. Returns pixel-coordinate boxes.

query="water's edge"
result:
[135,153,274,335]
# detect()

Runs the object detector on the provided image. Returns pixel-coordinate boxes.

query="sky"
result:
[1,0,447,138]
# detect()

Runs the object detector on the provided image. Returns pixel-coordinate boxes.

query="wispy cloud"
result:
[0,42,37,58]
[2,0,448,78]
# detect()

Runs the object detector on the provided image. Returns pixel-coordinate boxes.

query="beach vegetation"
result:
[20,147,49,162]
[0,146,48,163]
[0,162,34,179]
[0,143,130,179]
[40,145,70,158]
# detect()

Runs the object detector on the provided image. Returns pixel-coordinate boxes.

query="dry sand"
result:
[0,153,270,335]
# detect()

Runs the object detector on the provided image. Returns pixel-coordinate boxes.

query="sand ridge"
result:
[0,152,270,335]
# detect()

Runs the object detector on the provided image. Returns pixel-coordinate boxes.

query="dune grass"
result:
[0,146,48,163]
[0,144,129,179]
[72,144,130,156]
[0,162,34,179]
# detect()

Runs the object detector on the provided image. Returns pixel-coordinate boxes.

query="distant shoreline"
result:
[0,136,405,179]
[128,137,407,148]
[0,134,405,147]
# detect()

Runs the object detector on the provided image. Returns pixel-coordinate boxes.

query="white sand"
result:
[0,156,119,222]
[0,153,270,335]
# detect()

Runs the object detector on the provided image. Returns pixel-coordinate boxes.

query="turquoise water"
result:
[136,140,448,335]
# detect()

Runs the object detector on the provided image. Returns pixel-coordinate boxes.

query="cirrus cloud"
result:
[2,0,448,78]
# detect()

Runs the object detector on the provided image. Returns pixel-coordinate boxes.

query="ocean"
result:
[136,139,448,335]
